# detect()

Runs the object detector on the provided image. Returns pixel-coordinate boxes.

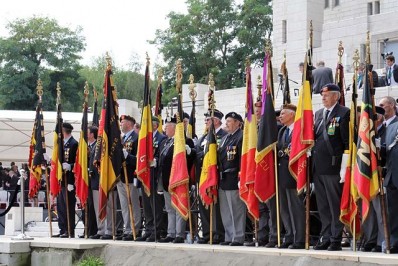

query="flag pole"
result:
[352,49,360,252]
[35,81,53,238]
[365,32,390,254]
[83,83,89,239]
[122,164,137,240]
[56,82,72,239]
[273,146,281,247]
[305,161,311,250]
[111,190,116,240]
[208,73,216,245]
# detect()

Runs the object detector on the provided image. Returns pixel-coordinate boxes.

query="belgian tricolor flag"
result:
[97,67,124,220]
[169,96,190,220]
[136,60,154,196]
[28,99,46,198]
[240,60,259,220]
[50,102,64,196]
[74,99,89,207]
[254,53,278,204]
[288,53,314,194]
[199,117,219,207]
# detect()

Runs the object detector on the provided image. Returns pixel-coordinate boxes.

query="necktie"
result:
[284,127,290,143]
[388,68,392,79]
[324,109,330,123]
[122,134,127,144]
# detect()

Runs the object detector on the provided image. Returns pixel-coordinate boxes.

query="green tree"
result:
[150,0,272,95]
[0,16,86,110]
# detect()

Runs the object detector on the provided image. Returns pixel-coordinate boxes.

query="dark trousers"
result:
[279,188,305,244]
[57,187,76,235]
[80,189,98,236]
[386,185,398,247]
[313,174,344,243]
[198,195,225,241]
[257,202,270,241]
[141,188,166,236]
[265,196,279,242]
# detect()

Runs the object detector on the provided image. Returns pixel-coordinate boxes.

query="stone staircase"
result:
[25,221,84,238]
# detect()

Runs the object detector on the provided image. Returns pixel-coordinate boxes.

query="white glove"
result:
[306,149,312,158]
[185,145,192,155]
[375,138,381,149]
[123,149,128,159]
[339,153,349,183]
[150,159,157,167]
[133,178,138,187]
[62,163,71,171]
[67,184,74,192]
[238,181,240,189]
[43,153,50,163]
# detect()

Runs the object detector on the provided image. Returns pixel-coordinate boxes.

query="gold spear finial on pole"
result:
[245,56,251,68]
[309,20,313,49]
[337,41,344,64]
[36,79,43,101]
[264,39,273,57]
[208,73,216,111]
[157,69,164,87]
[146,52,150,67]
[56,82,62,105]
[353,49,360,71]
[366,31,371,64]
[105,52,112,70]
[176,59,183,94]
[188,74,197,102]
[93,86,98,101]
[84,81,89,103]
[256,75,262,103]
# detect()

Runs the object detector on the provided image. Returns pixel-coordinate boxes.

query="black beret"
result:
[120,115,135,123]
[183,112,190,120]
[376,106,385,116]
[152,116,160,123]
[165,116,177,124]
[275,109,281,116]
[204,109,224,120]
[225,112,243,123]
[62,122,73,130]
[320,83,340,94]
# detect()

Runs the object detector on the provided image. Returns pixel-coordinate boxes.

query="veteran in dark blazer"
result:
[57,122,78,238]
[195,109,226,244]
[116,115,141,241]
[157,116,196,244]
[277,104,305,249]
[384,117,398,253]
[311,84,350,251]
[136,116,167,242]
[217,112,246,246]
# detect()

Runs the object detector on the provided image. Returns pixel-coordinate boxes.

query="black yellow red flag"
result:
[96,64,124,220]
[28,89,46,198]
[136,59,154,196]
[50,97,64,197]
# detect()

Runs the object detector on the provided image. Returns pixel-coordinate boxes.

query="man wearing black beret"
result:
[312,83,350,251]
[217,112,246,246]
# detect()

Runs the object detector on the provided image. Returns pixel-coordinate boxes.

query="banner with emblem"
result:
[240,59,259,219]
[340,61,360,236]
[28,94,46,198]
[288,53,314,194]
[96,61,124,221]
[50,99,64,196]
[74,89,89,208]
[199,119,219,207]
[169,96,190,220]
[136,58,154,196]
[254,53,278,204]
[353,64,379,222]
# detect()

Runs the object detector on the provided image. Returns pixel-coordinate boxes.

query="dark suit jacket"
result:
[157,136,196,192]
[385,64,398,86]
[121,131,138,184]
[385,122,398,188]
[312,104,350,175]
[277,126,296,189]
[195,128,227,181]
[88,141,99,190]
[217,128,243,190]
[152,131,166,189]
[312,66,334,94]
[63,136,78,187]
